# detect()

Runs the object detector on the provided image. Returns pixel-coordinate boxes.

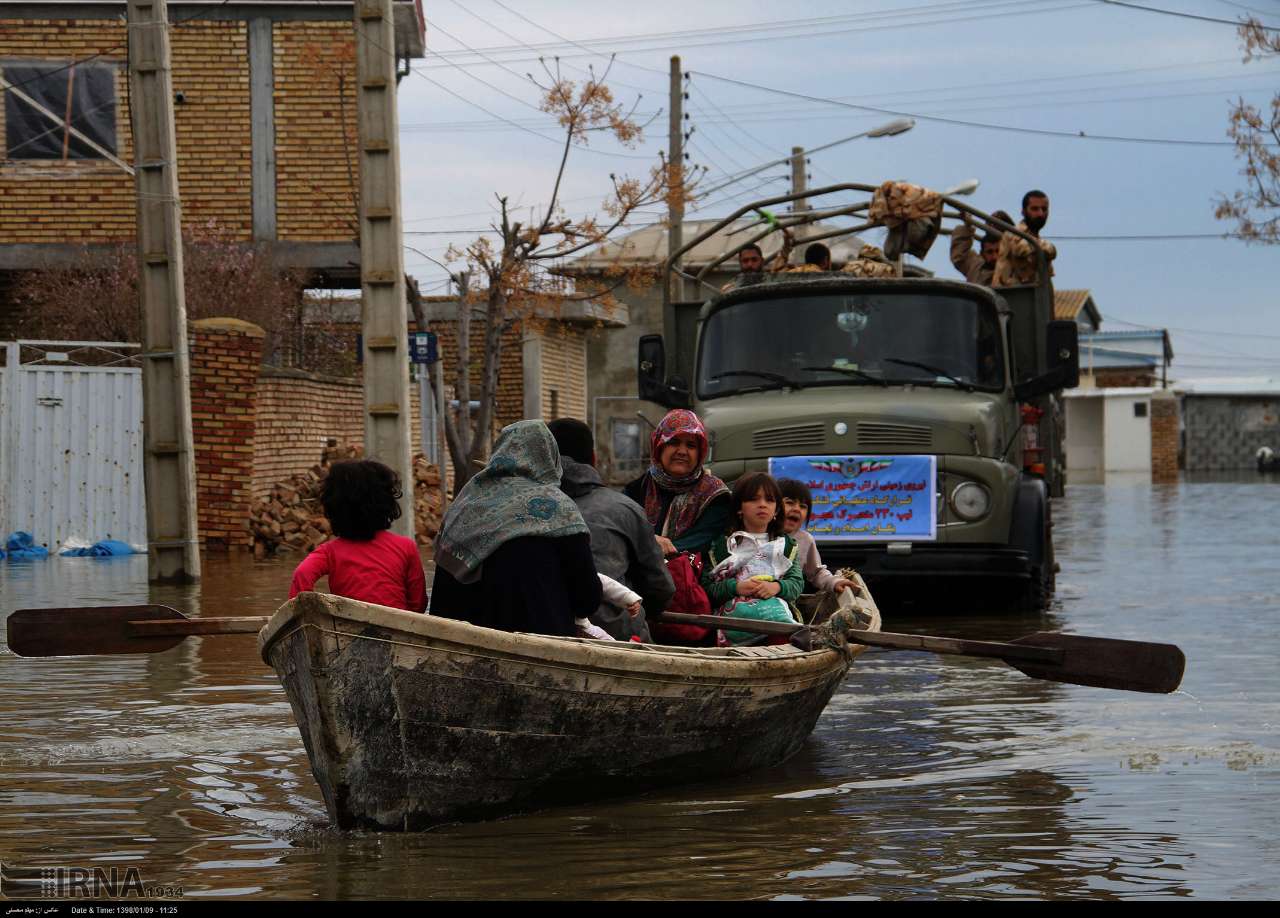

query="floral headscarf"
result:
[642,409,729,539]
[435,420,588,584]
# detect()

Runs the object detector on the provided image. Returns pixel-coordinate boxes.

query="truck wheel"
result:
[1009,477,1053,613]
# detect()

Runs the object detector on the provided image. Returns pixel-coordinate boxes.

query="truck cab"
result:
[637,184,1079,610]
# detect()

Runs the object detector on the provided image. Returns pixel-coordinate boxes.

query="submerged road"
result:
[0,476,1276,899]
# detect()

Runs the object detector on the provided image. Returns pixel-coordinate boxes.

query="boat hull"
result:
[259,588,878,830]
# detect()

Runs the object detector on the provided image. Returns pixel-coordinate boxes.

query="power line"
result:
[691,69,1261,147]
[1050,233,1246,240]
[1105,314,1280,341]
[1096,0,1280,31]
[485,0,671,79]
[408,68,655,161]
[419,0,1069,67]
[441,0,663,95]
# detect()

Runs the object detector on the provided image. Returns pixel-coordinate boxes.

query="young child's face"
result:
[740,490,778,532]
[782,497,809,534]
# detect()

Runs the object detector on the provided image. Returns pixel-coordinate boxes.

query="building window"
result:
[3,61,118,160]
[548,388,560,419]
[1134,402,1148,418]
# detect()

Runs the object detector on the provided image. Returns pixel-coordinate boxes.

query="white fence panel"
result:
[2,342,145,552]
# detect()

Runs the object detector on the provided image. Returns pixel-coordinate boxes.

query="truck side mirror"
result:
[1014,321,1079,401]
[1046,320,1080,389]
[638,335,691,408]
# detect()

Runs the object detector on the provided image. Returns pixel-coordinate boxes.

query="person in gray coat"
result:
[548,418,675,642]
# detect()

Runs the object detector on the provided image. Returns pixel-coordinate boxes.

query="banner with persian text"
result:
[768,455,937,541]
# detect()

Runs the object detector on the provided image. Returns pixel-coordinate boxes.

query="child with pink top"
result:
[289,460,427,613]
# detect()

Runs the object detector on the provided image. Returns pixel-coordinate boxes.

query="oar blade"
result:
[6,605,188,657]
[1009,632,1186,694]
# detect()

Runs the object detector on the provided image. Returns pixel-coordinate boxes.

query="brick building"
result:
[0,1,427,331]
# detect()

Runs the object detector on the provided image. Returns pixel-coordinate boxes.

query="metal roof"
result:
[1081,328,1174,362]
[1054,289,1103,329]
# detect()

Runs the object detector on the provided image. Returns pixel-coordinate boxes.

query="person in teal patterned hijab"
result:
[435,419,589,584]
[430,420,603,637]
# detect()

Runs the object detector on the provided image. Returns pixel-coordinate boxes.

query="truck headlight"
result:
[950,482,991,521]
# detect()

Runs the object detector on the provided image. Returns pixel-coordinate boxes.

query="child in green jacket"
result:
[702,472,804,645]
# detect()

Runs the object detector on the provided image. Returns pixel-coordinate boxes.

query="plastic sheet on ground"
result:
[4,531,49,560]
[59,539,137,557]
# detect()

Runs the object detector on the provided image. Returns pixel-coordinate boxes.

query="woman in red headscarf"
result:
[623,409,731,558]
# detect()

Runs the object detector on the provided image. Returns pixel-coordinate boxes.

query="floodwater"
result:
[0,476,1276,900]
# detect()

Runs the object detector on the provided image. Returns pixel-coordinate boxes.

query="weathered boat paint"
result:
[259,580,881,830]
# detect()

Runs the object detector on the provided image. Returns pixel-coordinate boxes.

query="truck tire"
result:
[1009,475,1053,613]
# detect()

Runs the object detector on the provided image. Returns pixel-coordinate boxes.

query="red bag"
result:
[651,551,714,645]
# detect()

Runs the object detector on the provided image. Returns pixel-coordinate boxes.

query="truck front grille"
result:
[857,422,932,451]
[752,423,826,452]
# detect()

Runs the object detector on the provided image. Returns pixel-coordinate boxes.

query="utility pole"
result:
[128,0,200,583]
[355,0,412,536]
[666,55,684,308]
[790,146,809,213]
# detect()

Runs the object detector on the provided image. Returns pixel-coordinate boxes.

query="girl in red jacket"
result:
[289,460,427,613]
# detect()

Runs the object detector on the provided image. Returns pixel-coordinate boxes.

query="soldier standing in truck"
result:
[993,191,1056,288]
[951,209,1012,286]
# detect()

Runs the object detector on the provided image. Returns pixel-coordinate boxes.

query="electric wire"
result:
[692,69,1266,147]
[1097,0,1280,30]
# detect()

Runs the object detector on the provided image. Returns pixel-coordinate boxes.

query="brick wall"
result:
[0,19,134,244]
[1150,392,1179,482]
[170,22,253,236]
[273,20,359,241]
[189,318,265,550]
[537,324,588,421]
[253,366,421,500]
[1096,369,1159,389]
[1,16,354,245]
[189,316,425,549]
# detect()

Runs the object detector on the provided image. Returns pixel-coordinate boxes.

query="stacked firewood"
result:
[249,441,445,558]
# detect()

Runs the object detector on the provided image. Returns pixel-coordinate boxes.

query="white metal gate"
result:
[1,341,145,552]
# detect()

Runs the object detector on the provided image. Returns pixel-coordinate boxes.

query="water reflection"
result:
[1,476,1277,898]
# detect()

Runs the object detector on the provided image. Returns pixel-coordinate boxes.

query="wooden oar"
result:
[5,605,268,657]
[659,612,1186,695]
[6,605,1186,695]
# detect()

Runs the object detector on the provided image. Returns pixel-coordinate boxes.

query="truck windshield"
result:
[697,291,1004,399]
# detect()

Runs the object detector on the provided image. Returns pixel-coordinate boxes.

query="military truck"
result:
[636,183,1079,611]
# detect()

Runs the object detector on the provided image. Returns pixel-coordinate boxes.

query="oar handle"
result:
[657,612,1063,664]
[128,617,269,637]
[848,631,1063,664]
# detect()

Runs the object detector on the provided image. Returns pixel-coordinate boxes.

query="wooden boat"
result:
[257,577,882,830]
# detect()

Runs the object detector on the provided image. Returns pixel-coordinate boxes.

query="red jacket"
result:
[289,530,427,613]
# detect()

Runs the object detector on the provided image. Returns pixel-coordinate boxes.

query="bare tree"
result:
[15,219,308,355]
[1215,18,1280,244]
[427,63,691,487]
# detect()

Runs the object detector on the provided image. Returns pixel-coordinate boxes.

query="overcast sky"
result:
[392,0,1280,381]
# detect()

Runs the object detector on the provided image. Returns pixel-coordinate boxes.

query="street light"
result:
[944,178,980,196]
[696,118,917,199]
[867,117,916,138]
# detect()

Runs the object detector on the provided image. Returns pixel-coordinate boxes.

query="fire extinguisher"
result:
[1021,403,1046,475]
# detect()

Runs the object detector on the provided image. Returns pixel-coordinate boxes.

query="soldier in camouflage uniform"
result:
[950,210,1011,286]
[780,242,832,274]
[993,191,1056,288]
[722,228,796,291]
[842,243,897,278]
